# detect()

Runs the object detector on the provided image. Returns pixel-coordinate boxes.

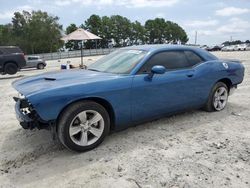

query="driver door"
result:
[131,50,199,123]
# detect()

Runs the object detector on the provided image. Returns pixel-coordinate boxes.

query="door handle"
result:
[186,73,194,77]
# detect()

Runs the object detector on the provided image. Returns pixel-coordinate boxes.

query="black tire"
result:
[57,101,110,152]
[4,62,18,75]
[37,63,45,69]
[203,82,228,112]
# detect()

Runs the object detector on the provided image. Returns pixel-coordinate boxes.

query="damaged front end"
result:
[13,95,52,130]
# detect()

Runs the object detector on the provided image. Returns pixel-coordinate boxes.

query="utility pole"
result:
[195,31,198,45]
[230,36,232,42]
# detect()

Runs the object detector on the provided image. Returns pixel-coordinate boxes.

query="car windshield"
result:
[88,49,147,74]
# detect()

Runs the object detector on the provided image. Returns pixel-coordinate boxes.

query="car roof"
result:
[122,44,218,61]
[123,44,198,52]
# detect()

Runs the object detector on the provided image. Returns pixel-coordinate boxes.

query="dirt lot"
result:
[0,51,249,188]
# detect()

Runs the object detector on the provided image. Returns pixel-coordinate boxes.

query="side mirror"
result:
[147,65,166,79]
[151,65,166,74]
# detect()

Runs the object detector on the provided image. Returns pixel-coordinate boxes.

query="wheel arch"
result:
[56,97,116,132]
[4,61,18,68]
[216,78,232,91]
[37,62,45,68]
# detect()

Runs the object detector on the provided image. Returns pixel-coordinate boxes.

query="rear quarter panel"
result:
[194,59,244,103]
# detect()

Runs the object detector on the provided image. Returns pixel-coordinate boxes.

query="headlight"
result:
[18,93,25,99]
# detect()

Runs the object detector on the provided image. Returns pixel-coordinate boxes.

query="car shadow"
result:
[0,75,24,80]
[20,68,44,72]
[1,102,248,186]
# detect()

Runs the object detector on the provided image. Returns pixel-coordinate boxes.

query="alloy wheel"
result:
[213,86,228,111]
[69,110,104,146]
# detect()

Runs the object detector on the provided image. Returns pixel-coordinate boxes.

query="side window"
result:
[7,48,22,53]
[184,51,203,66]
[138,51,191,74]
[0,50,3,55]
[28,57,38,60]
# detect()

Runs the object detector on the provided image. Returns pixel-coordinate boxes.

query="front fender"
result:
[27,77,133,129]
[27,87,106,121]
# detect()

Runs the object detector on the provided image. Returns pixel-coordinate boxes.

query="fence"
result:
[30,48,117,61]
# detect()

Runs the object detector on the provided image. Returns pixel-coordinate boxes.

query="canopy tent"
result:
[61,28,102,68]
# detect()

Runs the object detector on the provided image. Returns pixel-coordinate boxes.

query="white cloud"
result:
[217,17,250,34]
[0,11,13,20]
[55,0,179,8]
[215,7,250,16]
[185,19,219,27]
[55,0,71,6]
[121,0,179,8]
[155,13,166,18]
[0,5,33,20]
[189,17,250,38]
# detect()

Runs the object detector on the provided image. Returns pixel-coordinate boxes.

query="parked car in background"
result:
[24,56,46,69]
[208,45,221,51]
[246,44,250,51]
[237,44,248,51]
[233,45,240,51]
[221,45,234,51]
[200,45,209,51]
[0,46,26,75]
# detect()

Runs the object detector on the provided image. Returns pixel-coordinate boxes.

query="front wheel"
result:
[204,82,229,112]
[57,101,110,152]
[4,63,18,75]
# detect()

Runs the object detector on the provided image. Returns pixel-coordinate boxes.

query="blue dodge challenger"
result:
[12,45,245,152]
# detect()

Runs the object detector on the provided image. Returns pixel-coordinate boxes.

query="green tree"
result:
[145,18,167,44]
[83,14,103,48]
[1,12,189,53]
[81,14,188,48]
[145,18,188,44]
[0,24,13,46]
[110,15,131,47]
[167,21,188,44]
[1,10,63,54]
[130,21,146,45]
[27,11,63,53]
[11,11,31,52]
[100,16,113,47]
[65,23,78,50]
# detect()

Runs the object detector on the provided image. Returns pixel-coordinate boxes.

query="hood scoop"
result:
[44,77,56,81]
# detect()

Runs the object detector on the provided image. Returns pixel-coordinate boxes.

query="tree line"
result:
[222,40,250,46]
[79,14,189,49]
[0,11,189,54]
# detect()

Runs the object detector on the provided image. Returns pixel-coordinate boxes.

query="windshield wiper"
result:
[88,68,101,72]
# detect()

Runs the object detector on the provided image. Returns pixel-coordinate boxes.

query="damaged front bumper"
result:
[14,97,52,130]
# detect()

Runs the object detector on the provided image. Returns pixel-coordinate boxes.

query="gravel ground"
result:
[0,51,249,188]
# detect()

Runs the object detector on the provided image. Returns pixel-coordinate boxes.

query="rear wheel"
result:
[4,63,18,75]
[204,82,228,112]
[57,101,110,152]
[37,63,45,69]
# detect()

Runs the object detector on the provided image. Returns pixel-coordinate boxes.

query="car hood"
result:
[12,69,120,97]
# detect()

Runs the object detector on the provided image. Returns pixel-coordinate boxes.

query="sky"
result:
[0,0,250,45]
